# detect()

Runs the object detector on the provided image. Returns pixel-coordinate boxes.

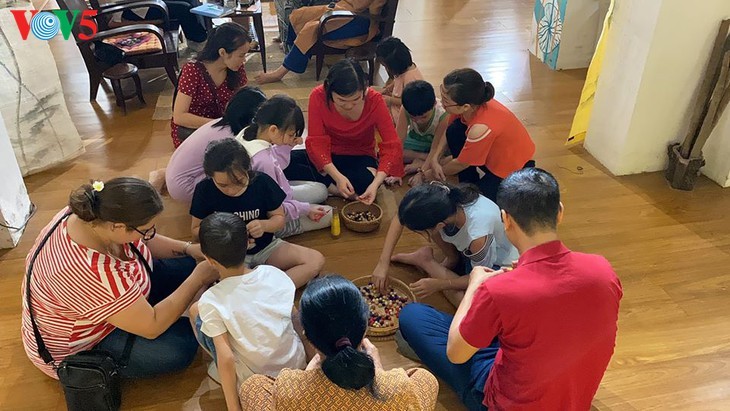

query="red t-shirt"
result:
[460,241,623,410]
[452,100,535,178]
[171,61,248,148]
[21,208,153,378]
[305,85,404,177]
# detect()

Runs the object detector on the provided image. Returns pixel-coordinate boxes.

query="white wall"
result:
[584,0,730,186]
[0,114,32,248]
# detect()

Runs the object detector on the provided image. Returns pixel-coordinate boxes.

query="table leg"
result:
[253,14,266,72]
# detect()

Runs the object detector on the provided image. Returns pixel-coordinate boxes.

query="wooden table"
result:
[202,1,267,72]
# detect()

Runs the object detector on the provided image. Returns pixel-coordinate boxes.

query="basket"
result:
[352,276,417,340]
[340,202,383,233]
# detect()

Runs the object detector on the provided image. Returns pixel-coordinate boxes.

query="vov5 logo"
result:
[10,9,98,41]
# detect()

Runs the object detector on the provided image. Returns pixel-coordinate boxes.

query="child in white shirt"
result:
[189,212,306,411]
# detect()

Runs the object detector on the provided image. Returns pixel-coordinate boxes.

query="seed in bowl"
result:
[359,283,409,328]
[346,211,378,222]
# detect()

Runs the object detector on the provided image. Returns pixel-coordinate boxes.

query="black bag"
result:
[94,41,126,66]
[26,212,147,411]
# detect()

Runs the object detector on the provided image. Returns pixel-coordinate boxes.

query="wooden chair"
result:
[312,0,399,83]
[57,0,180,101]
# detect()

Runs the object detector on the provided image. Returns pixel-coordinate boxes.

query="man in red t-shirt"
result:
[398,168,622,410]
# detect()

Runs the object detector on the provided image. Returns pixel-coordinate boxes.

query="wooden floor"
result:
[2,0,730,409]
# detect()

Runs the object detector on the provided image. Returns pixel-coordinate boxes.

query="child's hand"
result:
[307,205,329,222]
[409,278,444,299]
[246,220,265,238]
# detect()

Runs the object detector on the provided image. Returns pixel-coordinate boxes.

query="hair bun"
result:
[483,81,495,103]
[68,183,98,222]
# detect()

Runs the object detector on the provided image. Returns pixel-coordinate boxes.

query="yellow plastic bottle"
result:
[331,207,341,238]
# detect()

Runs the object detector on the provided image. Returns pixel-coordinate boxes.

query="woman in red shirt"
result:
[418,68,536,201]
[285,58,404,204]
[171,23,251,148]
[22,178,218,379]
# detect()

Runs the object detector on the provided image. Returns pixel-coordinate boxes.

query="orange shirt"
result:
[453,100,535,178]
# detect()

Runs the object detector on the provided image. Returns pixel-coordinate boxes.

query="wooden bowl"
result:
[352,276,417,340]
[341,202,383,233]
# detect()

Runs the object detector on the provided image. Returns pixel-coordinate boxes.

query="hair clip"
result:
[92,181,105,192]
[429,180,450,193]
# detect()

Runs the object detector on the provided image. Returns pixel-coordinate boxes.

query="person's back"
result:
[471,241,621,409]
[241,367,437,411]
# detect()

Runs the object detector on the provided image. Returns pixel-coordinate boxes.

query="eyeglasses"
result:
[128,225,157,241]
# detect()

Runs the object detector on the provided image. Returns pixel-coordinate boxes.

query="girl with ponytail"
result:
[238,275,439,410]
[166,86,267,203]
[236,95,333,237]
[371,182,518,307]
[415,68,536,202]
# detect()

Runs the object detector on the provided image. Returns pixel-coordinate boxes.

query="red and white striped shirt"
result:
[21,208,152,378]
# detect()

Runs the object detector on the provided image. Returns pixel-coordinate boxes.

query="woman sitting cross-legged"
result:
[238,275,439,410]
[21,178,218,379]
[284,58,404,205]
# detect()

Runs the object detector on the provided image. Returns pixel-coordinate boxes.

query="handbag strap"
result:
[26,211,72,365]
[27,214,153,367]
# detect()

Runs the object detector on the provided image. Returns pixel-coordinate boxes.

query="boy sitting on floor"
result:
[398,80,449,175]
[189,212,306,411]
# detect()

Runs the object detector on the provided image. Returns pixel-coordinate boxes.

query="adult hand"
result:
[307,205,329,222]
[335,175,355,198]
[409,278,444,299]
[192,260,219,286]
[360,338,383,370]
[305,353,322,371]
[358,183,379,205]
[185,243,205,261]
[371,261,390,294]
[246,220,265,238]
[384,176,402,187]
[430,160,446,181]
[468,266,504,289]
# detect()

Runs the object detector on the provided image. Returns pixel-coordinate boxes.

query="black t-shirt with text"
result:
[190,172,286,254]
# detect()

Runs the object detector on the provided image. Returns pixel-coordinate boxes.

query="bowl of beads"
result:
[341,201,382,233]
[353,276,416,340]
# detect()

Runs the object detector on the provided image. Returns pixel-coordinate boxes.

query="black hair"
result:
[300,276,377,394]
[398,182,480,231]
[324,58,368,105]
[69,177,163,228]
[496,168,560,235]
[199,212,249,268]
[212,87,267,135]
[401,80,436,117]
[375,36,413,76]
[241,94,305,141]
[443,68,495,106]
[203,138,251,184]
[196,22,251,90]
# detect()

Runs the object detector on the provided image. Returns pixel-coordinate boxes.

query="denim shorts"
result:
[194,316,217,362]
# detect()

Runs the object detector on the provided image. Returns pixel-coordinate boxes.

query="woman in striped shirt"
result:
[21,177,218,379]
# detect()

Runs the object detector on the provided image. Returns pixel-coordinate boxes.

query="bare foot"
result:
[384,176,402,187]
[255,71,285,84]
[404,163,421,175]
[392,246,435,268]
[148,168,167,195]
